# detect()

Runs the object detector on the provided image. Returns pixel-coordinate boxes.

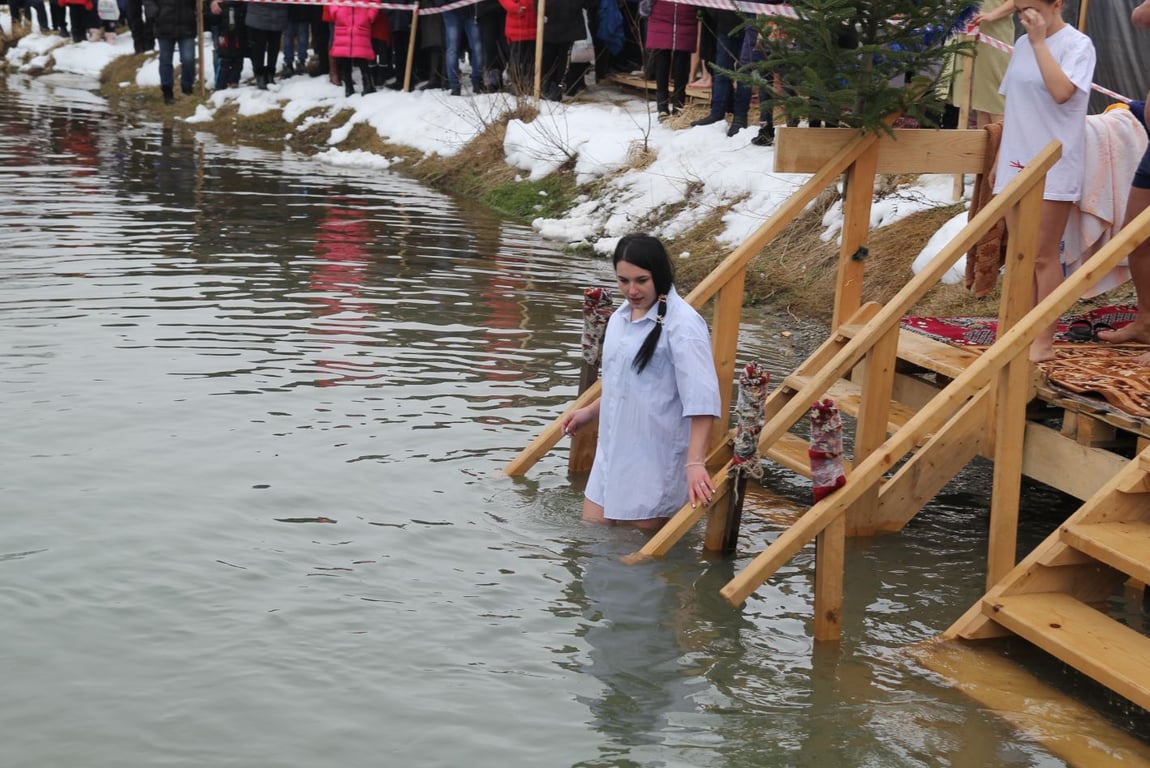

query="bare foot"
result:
[1096,320,1150,345]
[690,77,711,88]
[1127,350,1150,366]
[1029,339,1058,363]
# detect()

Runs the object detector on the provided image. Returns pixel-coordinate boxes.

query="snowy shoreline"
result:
[3,23,968,279]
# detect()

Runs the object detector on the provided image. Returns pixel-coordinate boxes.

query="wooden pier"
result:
[505,125,1150,754]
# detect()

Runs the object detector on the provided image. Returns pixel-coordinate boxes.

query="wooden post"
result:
[831,138,880,330]
[845,323,899,535]
[569,288,612,474]
[701,272,746,550]
[1078,0,1089,31]
[197,0,205,97]
[533,0,547,100]
[403,4,420,93]
[813,514,845,641]
[984,181,1043,588]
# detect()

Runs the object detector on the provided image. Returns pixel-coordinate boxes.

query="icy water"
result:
[0,75,1116,767]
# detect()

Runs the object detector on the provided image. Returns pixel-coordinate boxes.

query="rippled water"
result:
[0,75,1098,767]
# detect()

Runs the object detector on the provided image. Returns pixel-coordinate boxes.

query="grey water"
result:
[0,74,1114,767]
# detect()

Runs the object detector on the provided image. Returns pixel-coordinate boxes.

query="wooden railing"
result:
[716,152,1150,638]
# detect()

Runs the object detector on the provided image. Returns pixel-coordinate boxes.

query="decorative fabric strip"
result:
[808,398,846,502]
[731,361,769,481]
[581,286,613,367]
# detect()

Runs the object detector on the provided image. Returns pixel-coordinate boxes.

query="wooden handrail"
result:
[720,199,1150,606]
[503,131,880,477]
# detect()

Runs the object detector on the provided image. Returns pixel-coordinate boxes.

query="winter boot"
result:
[727,115,748,137]
[161,86,174,105]
[750,124,774,147]
[690,112,724,127]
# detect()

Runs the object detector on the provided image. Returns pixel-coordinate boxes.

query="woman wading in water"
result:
[562,234,722,532]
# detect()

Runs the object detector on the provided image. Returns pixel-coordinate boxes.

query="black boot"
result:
[256,73,268,90]
[360,63,375,94]
[161,85,174,104]
[751,124,774,147]
[727,115,748,137]
[691,112,724,127]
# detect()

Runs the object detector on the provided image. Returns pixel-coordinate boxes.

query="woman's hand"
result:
[1018,6,1048,44]
[687,463,712,507]
[561,406,594,437]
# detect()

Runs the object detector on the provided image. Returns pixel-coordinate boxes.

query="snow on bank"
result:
[4,27,968,272]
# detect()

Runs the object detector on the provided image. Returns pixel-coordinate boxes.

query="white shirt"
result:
[994,25,1096,201]
[585,286,721,521]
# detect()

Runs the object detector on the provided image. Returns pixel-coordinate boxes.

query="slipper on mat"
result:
[1063,318,1093,343]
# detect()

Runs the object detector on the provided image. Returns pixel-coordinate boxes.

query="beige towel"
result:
[1062,107,1148,297]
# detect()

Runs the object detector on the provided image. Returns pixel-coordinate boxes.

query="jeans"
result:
[706,24,742,118]
[443,10,482,90]
[158,36,196,92]
[282,20,310,67]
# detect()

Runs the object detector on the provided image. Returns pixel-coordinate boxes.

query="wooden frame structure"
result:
[505,126,1150,717]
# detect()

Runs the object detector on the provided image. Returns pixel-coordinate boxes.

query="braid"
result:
[632,294,667,373]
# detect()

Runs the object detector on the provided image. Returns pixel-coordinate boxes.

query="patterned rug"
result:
[900,305,1138,347]
[901,305,1150,419]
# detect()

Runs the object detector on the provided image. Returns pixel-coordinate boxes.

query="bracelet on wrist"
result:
[686,461,705,468]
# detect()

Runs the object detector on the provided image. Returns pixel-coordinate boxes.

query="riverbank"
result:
[3,24,1132,321]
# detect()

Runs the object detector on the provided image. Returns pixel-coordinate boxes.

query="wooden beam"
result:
[845,324,899,533]
[874,389,990,532]
[1021,422,1131,501]
[774,128,990,175]
[831,140,880,329]
[986,357,1032,588]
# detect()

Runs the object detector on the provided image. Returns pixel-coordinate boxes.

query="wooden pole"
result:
[197,0,205,97]
[533,0,546,100]
[403,4,420,92]
[952,37,973,201]
[1077,0,1089,30]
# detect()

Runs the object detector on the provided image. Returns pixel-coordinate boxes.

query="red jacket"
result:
[498,0,536,42]
[328,5,378,60]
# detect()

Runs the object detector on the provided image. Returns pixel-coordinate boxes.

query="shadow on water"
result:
[1,78,1146,768]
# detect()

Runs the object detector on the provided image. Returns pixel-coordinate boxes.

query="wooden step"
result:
[983,592,1150,712]
[1063,520,1150,588]
[835,324,981,380]
[764,432,815,477]
[782,375,919,439]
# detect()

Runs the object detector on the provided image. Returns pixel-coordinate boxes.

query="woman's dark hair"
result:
[612,233,675,373]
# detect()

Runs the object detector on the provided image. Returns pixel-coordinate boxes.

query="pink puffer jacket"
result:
[329,5,379,60]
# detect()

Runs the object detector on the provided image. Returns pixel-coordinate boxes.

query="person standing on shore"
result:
[1097,0,1150,364]
[561,234,721,532]
[145,0,197,104]
[991,0,1095,362]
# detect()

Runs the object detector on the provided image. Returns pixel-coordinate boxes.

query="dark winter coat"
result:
[644,0,695,52]
[244,0,287,32]
[208,0,247,59]
[145,0,196,39]
[541,0,586,45]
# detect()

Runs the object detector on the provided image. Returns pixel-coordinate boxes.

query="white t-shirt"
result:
[585,286,721,521]
[994,25,1096,201]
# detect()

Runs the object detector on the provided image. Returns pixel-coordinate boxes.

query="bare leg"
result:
[626,517,669,533]
[1096,185,1150,364]
[1031,199,1074,363]
[582,497,612,525]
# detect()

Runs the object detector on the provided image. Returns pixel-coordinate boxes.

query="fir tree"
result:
[737,0,977,135]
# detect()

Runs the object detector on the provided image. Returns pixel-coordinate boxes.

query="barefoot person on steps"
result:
[1097,0,1150,364]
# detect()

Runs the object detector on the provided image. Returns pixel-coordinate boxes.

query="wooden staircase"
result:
[946,448,1150,712]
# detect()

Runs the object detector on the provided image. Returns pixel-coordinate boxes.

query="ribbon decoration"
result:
[808,399,846,503]
[581,287,613,368]
[731,361,770,481]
